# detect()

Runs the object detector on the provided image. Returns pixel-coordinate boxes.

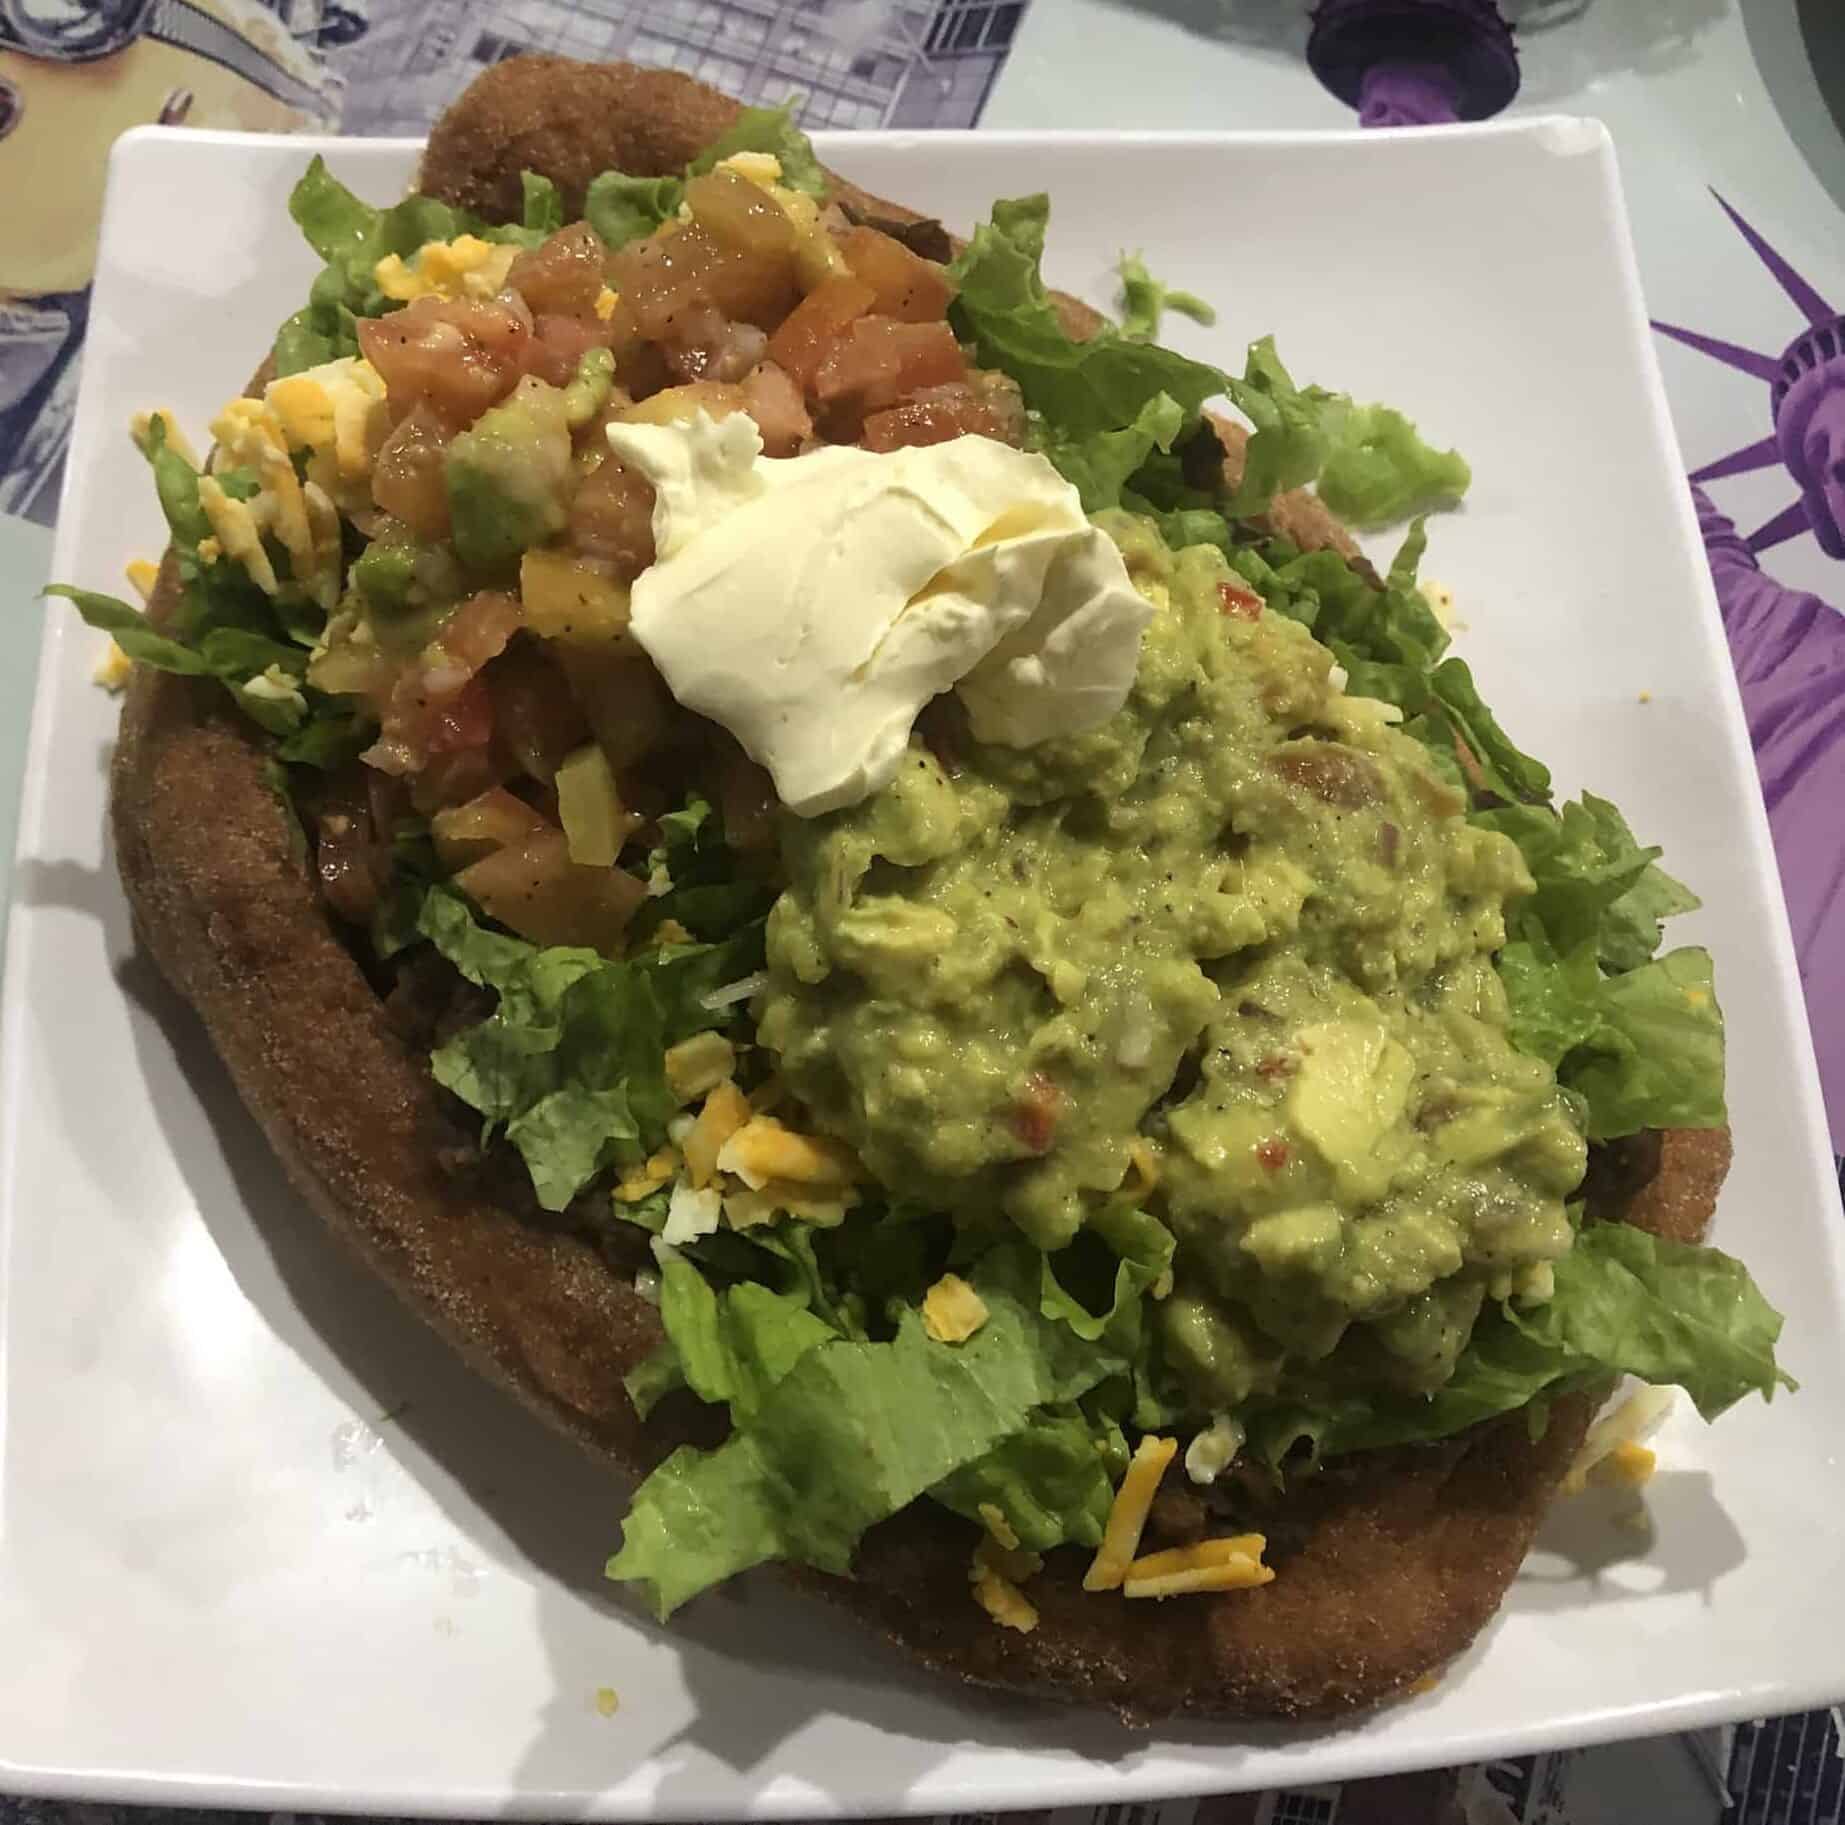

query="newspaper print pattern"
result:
[0,0,1026,522]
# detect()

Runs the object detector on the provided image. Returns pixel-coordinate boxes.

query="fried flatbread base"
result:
[109,56,1729,1720]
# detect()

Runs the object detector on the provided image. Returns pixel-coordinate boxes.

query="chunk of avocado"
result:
[562,347,615,429]
[1287,1018,1415,1202]
[446,375,572,571]
[351,541,418,615]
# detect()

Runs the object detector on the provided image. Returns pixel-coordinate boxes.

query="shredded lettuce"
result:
[274,158,567,373]
[932,1407,1126,1551]
[606,1245,1140,1616]
[584,171,685,252]
[1316,402,1471,527]
[418,886,763,1210]
[1032,392,1185,514]
[1245,1221,1793,1471]
[687,101,827,196]
[949,196,1230,438]
[47,417,362,755]
[654,1248,835,1424]
[1479,794,1699,971]
[1038,1200,1174,1347]
[520,172,564,237]
[1116,251,1216,343]
[632,793,776,944]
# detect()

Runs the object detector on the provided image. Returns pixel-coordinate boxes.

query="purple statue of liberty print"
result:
[1654,200,1845,1152]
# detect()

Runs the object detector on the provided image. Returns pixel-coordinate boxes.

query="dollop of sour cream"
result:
[607,411,1153,816]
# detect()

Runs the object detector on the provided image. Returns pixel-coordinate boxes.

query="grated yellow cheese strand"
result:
[922,1273,989,1344]
[1122,1534,1269,1583]
[1083,1435,1177,1592]
[969,1533,1042,1631]
[1123,1556,1274,1599]
[971,1566,1039,1632]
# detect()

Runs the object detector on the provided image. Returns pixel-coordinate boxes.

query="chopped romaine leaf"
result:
[687,102,826,196]
[585,171,686,251]
[1245,1221,1791,1470]
[1117,251,1217,343]
[607,1246,1139,1615]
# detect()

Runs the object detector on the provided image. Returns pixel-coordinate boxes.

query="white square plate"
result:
[4,120,1840,1815]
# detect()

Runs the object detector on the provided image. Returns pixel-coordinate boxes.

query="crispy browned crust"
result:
[111,56,1729,1721]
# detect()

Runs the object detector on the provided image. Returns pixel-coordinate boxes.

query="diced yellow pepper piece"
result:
[519,548,637,648]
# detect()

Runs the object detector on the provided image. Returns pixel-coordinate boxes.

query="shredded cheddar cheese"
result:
[125,559,161,603]
[922,1274,989,1344]
[977,1503,1019,1551]
[1123,1534,1273,1599]
[716,1115,858,1191]
[613,1147,678,1203]
[1563,1386,1674,1496]
[970,1564,1039,1633]
[1597,1442,1657,1489]
[1122,1138,1162,1202]
[1083,1434,1177,1591]
[131,408,199,470]
[93,640,134,691]
[684,1081,750,1189]
[664,1030,736,1103]
[969,1534,1042,1632]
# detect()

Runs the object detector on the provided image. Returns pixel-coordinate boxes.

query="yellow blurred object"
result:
[1,9,331,297]
[721,1180,854,1229]
[1123,1553,1274,1599]
[922,1274,989,1344]
[265,358,388,509]
[619,383,748,429]
[665,1032,737,1104]
[977,1503,1019,1551]
[594,287,620,322]
[197,473,276,594]
[125,559,161,603]
[1123,1536,1270,1583]
[712,151,844,290]
[374,235,518,304]
[555,742,640,867]
[1083,1435,1177,1592]
[716,1117,859,1191]
[519,550,638,648]
[92,640,133,692]
[206,396,343,608]
[969,1535,1042,1633]
[684,1081,751,1189]
[1121,1138,1162,1203]
[613,1148,679,1204]
[1594,1442,1657,1490]
[130,410,199,470]
[1562,1387,1674,1497]
[718,151,784,187]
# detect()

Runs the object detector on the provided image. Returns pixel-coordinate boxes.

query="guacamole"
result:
[760,512,1586,1410]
